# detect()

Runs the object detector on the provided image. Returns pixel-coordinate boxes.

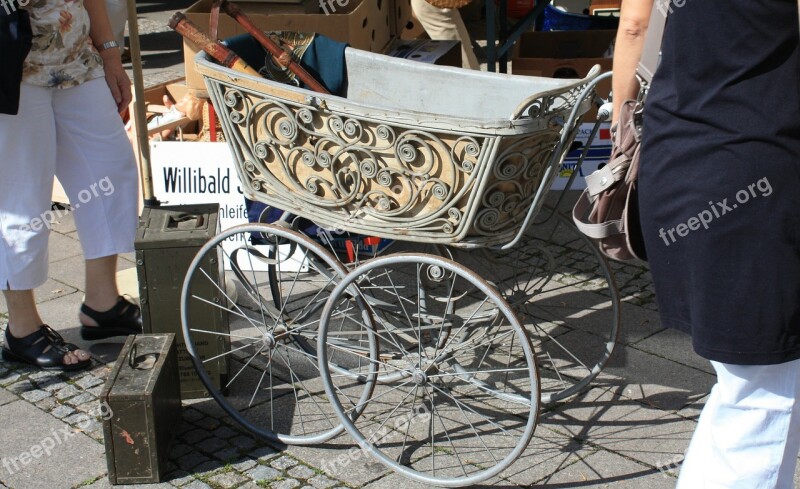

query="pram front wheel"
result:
[318,253,540,487]
[181,224,376,445]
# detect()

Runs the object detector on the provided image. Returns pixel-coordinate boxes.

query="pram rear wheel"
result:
[181,224,376,445]
[450,209,621,403]
[318,253,540,487]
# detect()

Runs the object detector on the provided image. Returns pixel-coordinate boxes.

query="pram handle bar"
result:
[500,68,610,250]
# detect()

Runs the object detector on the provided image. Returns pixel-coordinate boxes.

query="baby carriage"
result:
[181,37,618,487]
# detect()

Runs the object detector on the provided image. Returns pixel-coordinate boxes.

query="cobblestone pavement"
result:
[0,2,739,488]
[0,203,722,489]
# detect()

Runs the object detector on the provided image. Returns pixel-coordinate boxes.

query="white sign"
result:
[150,141,305,271]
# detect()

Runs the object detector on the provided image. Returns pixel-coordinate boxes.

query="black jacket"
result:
[0,8,32,115]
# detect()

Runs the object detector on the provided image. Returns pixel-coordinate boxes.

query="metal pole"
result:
[126,0,159,207]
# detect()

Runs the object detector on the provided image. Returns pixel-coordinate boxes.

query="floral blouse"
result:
[22,0,105,89]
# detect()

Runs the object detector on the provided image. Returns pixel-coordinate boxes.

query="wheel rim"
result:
[181,224,375,445]
[318,253,540,487]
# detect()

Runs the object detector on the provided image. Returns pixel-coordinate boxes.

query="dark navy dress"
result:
[639,0,800,364]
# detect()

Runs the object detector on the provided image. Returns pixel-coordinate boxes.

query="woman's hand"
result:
[101,49,131,114]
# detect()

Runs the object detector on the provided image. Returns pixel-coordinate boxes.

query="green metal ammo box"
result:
[135,204,229,399]
[102,334,181,485]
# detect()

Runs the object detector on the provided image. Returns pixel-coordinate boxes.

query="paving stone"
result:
[21,389,50,403]
[75,375,105,389]
[362,473,448,489]
[541,388,697,469]
[50,404,76,419]
[0,373,21,387]
[181,481,212,489]
[176,452,211,471]
[249,445,280,461]
[537,448,676,488]
[197,436,230,455]
[66,392,96,406]
[182,408,206,423]
[208,472,248,488]
[88,430,105,442]
[286,444,390,487]
[64,412,94,425]
[230,457,257,472]
[0,400,105,489]
[169,443,194,459]
[229,435,257,450]
[84,478,173,488]
[87,385,105,396]
[288,465,317,480]
[80,420,103,434]
[271,456,299,470]
[0,388,17,406]
[183,428,212,444]
[7,380,34,395]
[194,460,222,474]
[165,469,194,486]
[55,384,80,400]
[215,447,240,463]
[40,379,69,392]
[27,370,58,382]
[247,465,282,481]
[193,416,222,431]
[600,344,716,411]
[272,479,301,489]
[237,484,261,489]
[308,474,338,488]
[34,397,58,411]
[212,425,239,440]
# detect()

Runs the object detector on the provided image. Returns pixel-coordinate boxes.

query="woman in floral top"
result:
[0,0,142,371]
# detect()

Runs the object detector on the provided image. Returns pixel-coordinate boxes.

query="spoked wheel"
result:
[449,208,621,404]
[181,224,376,445]
[318,253,540,487]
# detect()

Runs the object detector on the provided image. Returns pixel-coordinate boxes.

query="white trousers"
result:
[410,0,480,70]
[0,79,139,290]
[677,358,800,489]
[104,0,128,47]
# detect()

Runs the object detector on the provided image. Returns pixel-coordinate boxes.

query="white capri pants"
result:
[0,79,139,290]
[677,358,800,488]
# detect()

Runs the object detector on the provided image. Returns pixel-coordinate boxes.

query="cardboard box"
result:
[182,0,417,91]
[133,80,203,141]
[385,39,461,67]
[512,30,615,119]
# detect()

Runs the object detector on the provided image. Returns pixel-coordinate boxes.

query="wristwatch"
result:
[96,40,120,52]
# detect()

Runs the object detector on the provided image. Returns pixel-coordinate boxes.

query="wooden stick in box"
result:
[220,0,331,95]
[168,12,261,78]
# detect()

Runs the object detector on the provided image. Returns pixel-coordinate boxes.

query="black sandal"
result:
[2,325,91,371]
[80,296,143,341]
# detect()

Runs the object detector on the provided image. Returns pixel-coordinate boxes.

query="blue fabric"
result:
[0,8,32,115]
